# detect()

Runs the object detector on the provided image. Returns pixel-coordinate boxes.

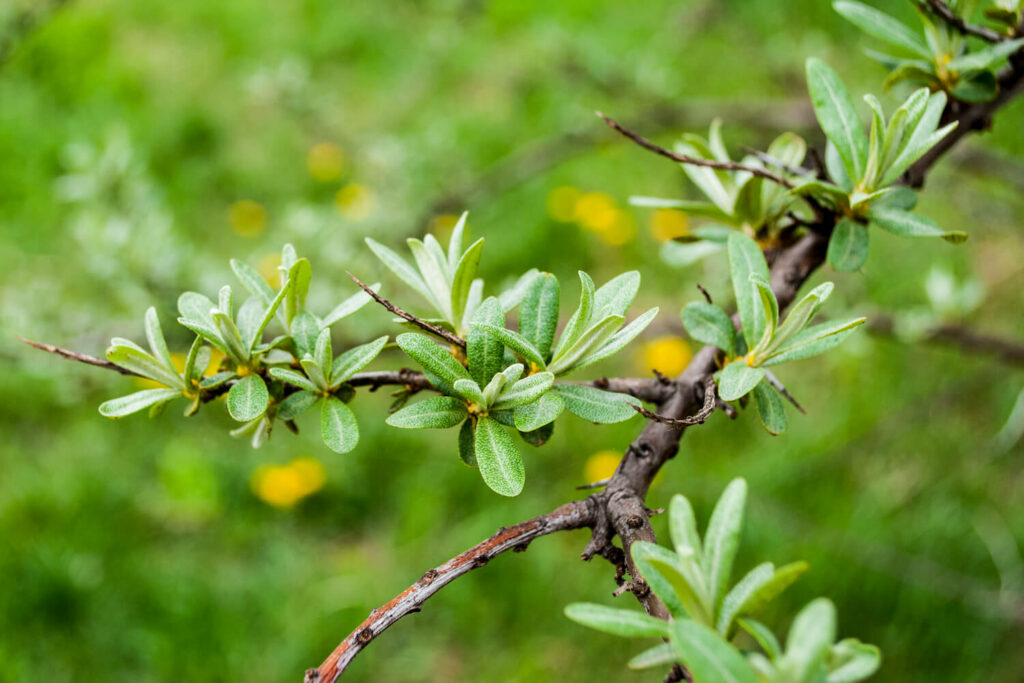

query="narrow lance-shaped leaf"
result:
[784,598,837,682]
[575,307,659,371]
[551,384,639,424]
[106,344,184,389]
[513,392,564,432]
[628,643,678,671]
[386,396,468,429]
[321,285,378,328]
[493,372,554,410]
[717,560,809,636]
[702,478,748,615]
[827,218,870,272]
[365,238,429,295]
[330,335,389,387]
[451,237,485,330]
[453,378,487,406]
[466,297,505,387]
[552,271,595,357]
[519,272,560,360]
[670,620,758,683]
[762,318,866,366]
[395,333,471,394]
[564,603,670,639]
[867,207,967,243]
[99,388,182,418]
[143,307,176,373]
[277,390,320,421]
[728,232,770,348]
[474,323,546,370]
[833,1,931,59]
[827,639,882,683]
[473,417,525,496]
[806,58,868,183]
[593,271,641,318]
[268,367,321,393]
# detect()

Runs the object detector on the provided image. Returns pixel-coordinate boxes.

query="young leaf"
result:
[739,618,783,661]
[753,381,788,435]
[300,356,328,392]
[749,274,779,351]
[564,603,670,639]
[670,494,704,565]
[947,38,1024,74]
[717,561,809,636]
[453,378,487,406]
[866,206,967,243]
[768,282,834,354]
[451,237,485,330]
[143,307,176,372]
[199,371,236,389]
[575,307,659,371]
[593,271,641,318]
[682,302,737,355]
[670,620,758,683]
[277,389,320,421]
[386,396,468,429]
[513,392,564,432]
[290,311,320,359]
[268,367,321,393]
[546,313,624,375]
[321,396,359,454]
[106,345,184,389]
[833,1,931,59]
[231,258,275,308]
[481,372,507,407]
[321,286,378,328]
[627,643,678,671]
[183,336,206,384]
[762,318,866,366]
[313,329,333,381]
[498,269,540,312]
[281,257,311,328]
[447,211,468,266]
[827,639,882,683]
[395,333,471,394]
[551,384,639,424]
[551,271,595,358]
[99,388,181,418]
[806,58,868,183]
[466,297,505,387]
[702,478,748,616]
[728,233,770,348]
[227,375,270,422]
[330,335,389,387]
[473,416,525,496]
[519,272,560,360]
[632,541,710,624]
[365,237,429,295]
[784,598,837,682]
[492,372,554,410]
[717,361,765,401]
[474,323,546,370]
[827,218,870,272]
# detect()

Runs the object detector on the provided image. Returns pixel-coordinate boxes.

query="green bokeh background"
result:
[2,0,1023,681]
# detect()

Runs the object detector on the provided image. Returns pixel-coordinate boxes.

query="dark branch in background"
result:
[920,0,1008,43]
[348,273,467,349]
[0,0,70,69]
[869,316,1024,367]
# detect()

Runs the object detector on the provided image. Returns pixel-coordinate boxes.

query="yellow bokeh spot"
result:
[584,450,621,483]
[574,192,618,232]
[257,252,283,289]
[639,336,693,377]
[334,184,375,221]
[599,210,637,246]
[251,457,327,509]
[307,142,345,183]
[651,209,690,242]
[546,186,581,222]
[429,213,460,239]
[229,200,267,238]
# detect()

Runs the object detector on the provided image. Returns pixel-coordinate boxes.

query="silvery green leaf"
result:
[728,232,770,348]
[753,379,787,435]
[488,409,515,428]
[790,179,848,210]
[280,243,298,271]
[762,132,807,211]
[827,639,882,683]
[199,371,236,389]
[183,336,206,384]
[498,269,540,312]
[717,561,808,636]
[99,388,181,418]
[386,396,468,429]
[825,141,853,192]
[675,137,735,214]
[282,257,311,328]
[748,274,778,354]
[873,185,916,210]
[867,206,967,243]
[702,478,747,616]
[576,307,660,371]
[329,335,388,387]
[502,363,525,384]
[143,306,176,373]
[300,356,328,392]
[395,333,471,395]
[593,271,641,318]
[290,311,320,359]
[228,414,268,447]
[717,361,765,401]
[227,374,269,422]
[769,282,833,355]
[519,272,560,360]
[313,328,333,380]
[632,541,710,624]
[739,618,782,661]
[552,384,639,424]
[423,233,450,277]
[519,417,554,447]
[564,603,670,639]
[862,94,885,189]
[833,1,931,59]
[629,196,733,221]
[670,620,758,683]
[365,237,429,297]
[947,38,1024,73]
[451,237,485,330]
[321,395,359,453]
[627,643,678,671]
[321,285,378,328]
[682,302,737,355]
[661,240,725,269]
[447,211,468,266]
[493,372,554,410]
[231,258,275,308]
[106,344,184,389]
[236,297,264,351]
[458,418,476,465]
[178,292,224,349]
[250,272,293,350]
[481,371,506,407]
[407,237,452,319]
[473,416,525,496]
[467,297,505,386]
[552,271,595,357]
[784,598,837,682]
[547,313,623,376]
[259,347,293,363]
[268,367,320,393]
[763,318,866,366]
[513,391,564,431]
[212,310,248,364]
[670,493,704,565]
[880,92,955,186]
[463,278,484,326]
[806,58,868,183]
[453,378,486,406]
[277,389,319,421]
[217,285,233,318]
[827,218,870,272]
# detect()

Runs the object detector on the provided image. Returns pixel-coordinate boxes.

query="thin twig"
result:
[596,111,795,189]
[576,478,611,491]
[631,376,717,426]
[921,0,1008,43]
[16,336,135,376]
[348,273,466,349]
[764,370,806,414]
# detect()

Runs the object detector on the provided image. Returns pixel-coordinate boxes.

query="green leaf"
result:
[277,389,320,421]
[950,71,999,103]
[717,561,808,636]
[231,258,275,308]
[330,335,389,387]
[143,307,176,372]
[268,367,321,392]
[199,371,236,389]
[728,232,770,348]
[513,392,564,431]
[827,218,870,272]
[498,269,540,313]
[183,336,206,384]
[551,271,595,358]
[518,420,554,447]
[547,313,624,375]
[227,375,270,422]
[365,237,429,296]
[880,93,956,186]
[453,378,487,406]
[321,396,359,454]
[474,323,546,370]
[493,372,554,410]
[386,396,468,429]
[827,639,882,683]
[466,297,505,387]
[717,361,765,401]
[552,384,639,424]
[314,330,333,382]
[519,272,560,360]
[177,292,221,346]
[669,620,757,683]
[395,333,471,395]
[682,303,736,355]
[593,271,641,318]
[669,494,704,565]
[282,257,311,328]
[106,344,184,389]
[473,416,525,496]
[833,1,930,59]
[627,643,678,671]
[749,274,779,352]
[632,541,710,624]
[702,478,747,616]
[321,286,377,328]
[290,311,320,359]
[753,381,788,435]
[763,318,866,366]
[806,58,868,183]
[564,603,670,639]
[457,418,476,466]
[99,388,181,418]
[867,206,967,243]
[447,211,468,266]
[784,598,837,682]
[481,372,507,406]
[300,356,328,392]
[575,307,659,371]
[236,297,265,350]
[768,282,834,355]
[630,195,734,221]
[212,309,248,363]
[675,136,735,214]
[451,237,485,330]
[947,38,1024,73]
[739,618,782,661]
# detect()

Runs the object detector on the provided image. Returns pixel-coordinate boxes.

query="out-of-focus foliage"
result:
[2,0,1024,681]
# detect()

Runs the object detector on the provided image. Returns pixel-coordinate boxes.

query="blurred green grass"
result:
[1,0,1023,681]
